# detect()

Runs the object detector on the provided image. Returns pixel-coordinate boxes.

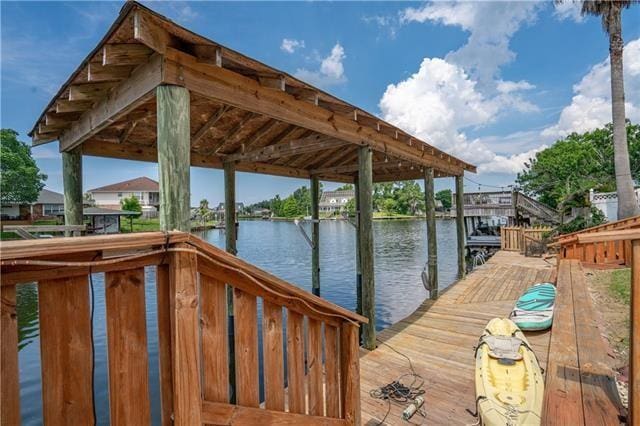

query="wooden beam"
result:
[226,135,345,163]
[193,45,222,67]
[157,85,191,232]
[162,48,474,175]
[285,85,319,105]
[358,146,375,350]
[88,63,134,82]
[192,105,230,146]
[57,53,162,151]
[68,81,118,101]
[239,119,280,153]
[103,43,153,66]
[119,120,138,144]
[201,401,347,425]
[455,174,466,279]
[258,75,285,91]
[214,112,258,154]
[56,99,93,113]
[1,286,20,425]
[45,112,82,126]
[424,167,438,299]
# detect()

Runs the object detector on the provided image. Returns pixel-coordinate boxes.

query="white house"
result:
[590,188,640,221]
[87,177,160,217]
[319,189,354,214]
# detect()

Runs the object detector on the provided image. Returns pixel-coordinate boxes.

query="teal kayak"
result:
[509,283,556,331]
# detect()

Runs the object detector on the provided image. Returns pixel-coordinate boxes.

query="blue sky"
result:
[2,1,639,205]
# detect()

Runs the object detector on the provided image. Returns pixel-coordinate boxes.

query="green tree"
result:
[336,183,354,191]
[435,189,452,210]
[121,196,143,218]
[0,129,46,203]
[516,123,640,213]
[281,196,300,217]
[395,181,424,215]
[344,198,356,216]
[197,199,212,225]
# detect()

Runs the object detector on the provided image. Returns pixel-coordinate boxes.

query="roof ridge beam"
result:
[225,135,346,163]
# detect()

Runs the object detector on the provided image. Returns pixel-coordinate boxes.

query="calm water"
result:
[16,219,459,424]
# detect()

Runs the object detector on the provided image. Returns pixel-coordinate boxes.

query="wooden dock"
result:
[359,251,555,425]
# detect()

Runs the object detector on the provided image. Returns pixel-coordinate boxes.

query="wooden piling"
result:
[224,160,237,403]
[358,146,375,350]
[310,176,320,296]
[424,168,438,299]
[62,147,83,234]
[631,239,640,426]
[456,174,466,279]
[157,85,190,232]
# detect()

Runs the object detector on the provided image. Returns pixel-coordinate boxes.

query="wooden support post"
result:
[358,146,375,350]
[157,85,191,232]
[1,286,20,425]
[224,160,237,403]
[311,176,320,296]
[424,168,438,299]
[170,242,202,425]
[340,322,361,425]
[631,239,640,426]
[62,147,83,235]
[354,178,363,344]
[456,174,466,279]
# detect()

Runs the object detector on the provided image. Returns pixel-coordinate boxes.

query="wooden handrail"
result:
[577,229,640,243]
[1,231,366,425]
[554,214,640,242]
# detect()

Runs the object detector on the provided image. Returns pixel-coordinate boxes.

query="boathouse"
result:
[1,3,636,425]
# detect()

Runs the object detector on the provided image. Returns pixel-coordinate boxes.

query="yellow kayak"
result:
[475,318,544,426]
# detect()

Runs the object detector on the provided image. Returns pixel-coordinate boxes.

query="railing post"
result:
[424,167,438,299]
[1,285,20,425]
[170,242,202,425]
[340,322,361,425]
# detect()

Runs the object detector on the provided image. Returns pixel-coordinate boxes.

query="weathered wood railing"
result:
[0,232,367,425]
[555,214,640,267]
[501,226,552,254]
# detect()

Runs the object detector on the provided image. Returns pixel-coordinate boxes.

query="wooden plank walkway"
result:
[359,251,555,425]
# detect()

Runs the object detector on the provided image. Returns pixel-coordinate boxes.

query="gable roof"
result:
[36,188,64,204]
[88,177,159,193]
[27,1,475,183]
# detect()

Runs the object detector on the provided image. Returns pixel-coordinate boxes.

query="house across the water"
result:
[319,189,354,214]
[86,177,160,218]
[0,188,65,222]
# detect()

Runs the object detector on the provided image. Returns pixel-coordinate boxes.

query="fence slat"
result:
[202,274,229,403]
[105,268,151,425]
[38,276,94,425]
[324,324,340,418]
[171,243,202,425]
[156,265,174,426]
[287,310,306,414]
[307,319,323,416]
[1,285,20,426]
[263,301,285,411]
[233,288,260,407]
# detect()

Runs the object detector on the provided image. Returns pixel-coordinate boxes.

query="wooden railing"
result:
[501,226,552,254]
[555,215,640,267]
[0,232,367,425]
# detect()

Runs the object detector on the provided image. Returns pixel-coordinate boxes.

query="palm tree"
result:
[560,1,639,218]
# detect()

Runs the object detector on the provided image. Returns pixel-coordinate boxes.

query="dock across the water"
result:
[359,251,624,425]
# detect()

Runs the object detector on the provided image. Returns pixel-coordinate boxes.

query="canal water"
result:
[16,219,459,424]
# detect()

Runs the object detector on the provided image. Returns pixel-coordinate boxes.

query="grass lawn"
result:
[120,217,160,233]
[608,268,631,305]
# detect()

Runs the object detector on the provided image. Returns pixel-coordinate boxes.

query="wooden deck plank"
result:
[360,251,556,425]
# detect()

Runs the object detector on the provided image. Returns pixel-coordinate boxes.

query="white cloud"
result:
[401,2,541,86]
[543,38,640,138]
[281,38,305,54]
[295,43,347,88]
[553,1,585,22]
[497,80,535,94]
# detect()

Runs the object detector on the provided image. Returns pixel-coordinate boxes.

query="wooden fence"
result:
[555,215,640,267]
[501,226,552,255]
[0,232,366,425]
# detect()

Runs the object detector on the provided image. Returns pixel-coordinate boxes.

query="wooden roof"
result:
[29,1,475,183]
